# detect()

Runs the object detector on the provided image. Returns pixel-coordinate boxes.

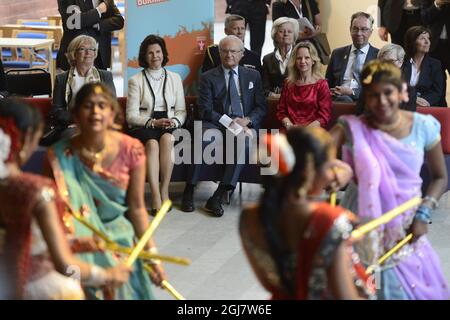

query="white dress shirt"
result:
[145,68,166,111]
[342,43,370,89]
[409,58,421,87]
[71,68,88,97]
[274,46,293,76]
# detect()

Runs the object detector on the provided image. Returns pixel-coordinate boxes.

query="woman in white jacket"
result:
[127,35,186,215]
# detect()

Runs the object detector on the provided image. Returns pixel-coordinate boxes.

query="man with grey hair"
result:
[182,35,266,217]
[202,15,261,73]
[325,12,379,102]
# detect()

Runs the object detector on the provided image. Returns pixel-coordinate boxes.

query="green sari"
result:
[49,137,154,300]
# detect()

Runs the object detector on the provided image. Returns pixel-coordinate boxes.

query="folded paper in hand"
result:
[219,114,243,136]
[298,17,315,32]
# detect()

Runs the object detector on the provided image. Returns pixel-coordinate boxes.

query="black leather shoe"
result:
[181,192,195,212]
[205,196,224,217]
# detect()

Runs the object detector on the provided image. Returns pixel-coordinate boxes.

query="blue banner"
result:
[125,0,214,95]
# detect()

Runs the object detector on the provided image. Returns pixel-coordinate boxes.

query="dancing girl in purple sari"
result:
[331,60,449,300]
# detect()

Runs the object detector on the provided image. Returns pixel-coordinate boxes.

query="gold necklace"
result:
[372,112,403,132]
[79,143,107,172]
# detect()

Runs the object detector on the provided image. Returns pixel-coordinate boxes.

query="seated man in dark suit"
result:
[202,15,262,74]
[182,35,267,217]
[325,12,379,102]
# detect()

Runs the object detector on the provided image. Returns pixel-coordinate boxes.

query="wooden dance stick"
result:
[329,192,337,207]
[125,200,172,267]
[365,233,413,274]
[144,264,186,300]
[71,210,190,265]
[350,197,421,241]
[105,243,191,266]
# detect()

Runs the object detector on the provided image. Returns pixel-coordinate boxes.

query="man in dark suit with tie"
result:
[202,15,262,74]
[422,0,450,104]
[181,35,267,217]
[57,0,124,70]
[378,0,424,45]
[325,12,379,102]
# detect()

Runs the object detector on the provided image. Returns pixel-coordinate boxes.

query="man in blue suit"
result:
[181,35,267,217]
[325,12,379,102]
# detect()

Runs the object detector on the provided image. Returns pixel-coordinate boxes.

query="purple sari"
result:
[341,115,449,300]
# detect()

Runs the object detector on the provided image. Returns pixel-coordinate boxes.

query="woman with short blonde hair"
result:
[46,35,115,146]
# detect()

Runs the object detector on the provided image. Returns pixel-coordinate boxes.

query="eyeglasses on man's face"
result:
[219,49,243,55]
[351,27,372,34]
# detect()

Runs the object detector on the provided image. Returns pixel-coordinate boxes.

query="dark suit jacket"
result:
[325,44,379,100]
[57,0,124,70]
[202,45,262,74]
[421,0,450,52]
[226,0,271,14]
[378,0,410,34]
[262,51,287,96]
[51,68,116,126]
[402,55,446,106]
[197,65,267,129]
[272,0,320,22]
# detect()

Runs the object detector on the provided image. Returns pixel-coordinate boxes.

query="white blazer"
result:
[126,68,187,128]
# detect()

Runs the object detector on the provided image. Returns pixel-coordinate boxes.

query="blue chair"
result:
[3,31,52,69]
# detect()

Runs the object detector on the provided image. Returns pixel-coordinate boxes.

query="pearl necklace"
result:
[148,69,165,81]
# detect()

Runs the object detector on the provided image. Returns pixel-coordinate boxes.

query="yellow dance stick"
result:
[144,264,186,300]
[105,243,191,266]
[70,210,190,265]
[330,192,337,207]
[366,233,413,274]
[350,197,421,241]
[125,200,172,267]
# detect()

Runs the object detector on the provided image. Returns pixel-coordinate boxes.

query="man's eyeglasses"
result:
[219,49,243,55]
[351,27,371,34]
[76,47,97,53]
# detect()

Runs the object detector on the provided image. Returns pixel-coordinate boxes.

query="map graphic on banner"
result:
[126,0,214,95]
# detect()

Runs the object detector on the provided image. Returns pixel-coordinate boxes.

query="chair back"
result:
[5,68,52,97]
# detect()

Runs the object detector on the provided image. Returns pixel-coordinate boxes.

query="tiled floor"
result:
[150,183,450,300]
